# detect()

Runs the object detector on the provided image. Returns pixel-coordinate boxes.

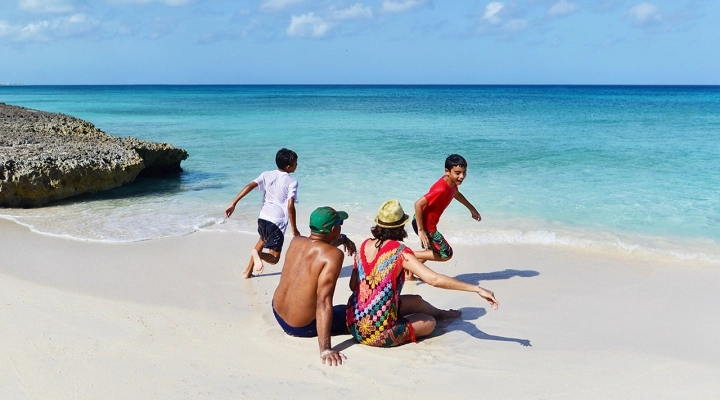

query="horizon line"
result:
[2,83,720,87]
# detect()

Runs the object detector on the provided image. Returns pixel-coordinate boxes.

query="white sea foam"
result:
[3,208,718,264]
[2,85,718,263]
[441,223,720,264]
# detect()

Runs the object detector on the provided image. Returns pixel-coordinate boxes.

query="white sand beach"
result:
[2,218,720,399]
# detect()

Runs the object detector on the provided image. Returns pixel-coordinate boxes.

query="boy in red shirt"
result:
[412,154,482,270]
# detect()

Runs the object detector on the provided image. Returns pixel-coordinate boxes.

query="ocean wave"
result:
[3,210,718,264]
[444,227,720,264]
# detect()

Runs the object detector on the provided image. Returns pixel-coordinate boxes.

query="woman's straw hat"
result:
[374,200,411,228]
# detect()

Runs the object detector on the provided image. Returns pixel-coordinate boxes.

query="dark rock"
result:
[0,103,189,208]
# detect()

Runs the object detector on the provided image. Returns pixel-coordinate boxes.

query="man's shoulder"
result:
[310,240,344,263]
[287,235,310,248]
[288,236,338,253]
[287,238,343,271]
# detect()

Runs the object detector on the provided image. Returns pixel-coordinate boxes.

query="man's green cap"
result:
[309,206,348,234]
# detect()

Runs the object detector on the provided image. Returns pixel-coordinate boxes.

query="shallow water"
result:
[1,85,719,262]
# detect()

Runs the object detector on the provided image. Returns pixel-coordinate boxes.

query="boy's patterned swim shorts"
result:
[411,219,453,259]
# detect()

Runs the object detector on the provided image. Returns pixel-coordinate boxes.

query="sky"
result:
[0,0,719,84]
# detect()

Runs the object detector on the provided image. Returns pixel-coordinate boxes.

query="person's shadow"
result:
[413,268,539,286]
[331,267,535,349]
[453,269,539,283]
[436,307,531,347]
[339,264,354,279]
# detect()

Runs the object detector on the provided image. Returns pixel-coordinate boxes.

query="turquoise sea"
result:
[1,85,719,263]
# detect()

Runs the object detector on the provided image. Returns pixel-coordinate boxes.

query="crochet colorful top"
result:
[346,239,417,347]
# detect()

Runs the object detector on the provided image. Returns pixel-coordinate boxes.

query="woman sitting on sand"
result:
[346,200,500,347]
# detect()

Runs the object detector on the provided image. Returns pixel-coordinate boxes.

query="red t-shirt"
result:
[420,176,457,232]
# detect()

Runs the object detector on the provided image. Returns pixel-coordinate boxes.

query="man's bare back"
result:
[273,236,343,327]
[269,206,354,366]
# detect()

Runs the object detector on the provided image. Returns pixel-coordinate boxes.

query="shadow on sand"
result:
[338,264,354,279]
[434,307,531,346]
[412,268,539,286]
[264,268,534,349]
[334,306,531,352]
[453,269,539,283]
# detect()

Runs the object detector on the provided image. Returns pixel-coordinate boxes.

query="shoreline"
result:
[2,210,718,266]
[2,218,720,398]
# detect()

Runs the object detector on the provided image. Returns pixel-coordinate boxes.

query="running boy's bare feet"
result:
[251,249,264,275]
[242,264,253,279]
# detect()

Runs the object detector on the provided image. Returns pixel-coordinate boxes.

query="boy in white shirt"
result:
[225,148,300,278]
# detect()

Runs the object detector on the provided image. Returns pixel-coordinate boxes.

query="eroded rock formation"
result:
[0,103,188,207]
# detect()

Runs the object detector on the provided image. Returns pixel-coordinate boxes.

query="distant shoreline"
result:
[1,83,719,88]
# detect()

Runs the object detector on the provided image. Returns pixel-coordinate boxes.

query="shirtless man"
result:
[272,206,356,366]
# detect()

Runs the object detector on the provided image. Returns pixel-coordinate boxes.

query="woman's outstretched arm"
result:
[401,252,499,309]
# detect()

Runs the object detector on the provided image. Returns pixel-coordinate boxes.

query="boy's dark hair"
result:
[445,154,467,170]
[276,148,298,170]
[370,225,408,248]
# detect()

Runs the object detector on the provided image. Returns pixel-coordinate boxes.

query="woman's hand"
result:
[477,286,499,310]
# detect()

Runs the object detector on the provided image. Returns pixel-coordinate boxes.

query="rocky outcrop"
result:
[0,103,188,208]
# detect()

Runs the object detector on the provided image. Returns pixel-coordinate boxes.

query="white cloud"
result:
[381,0,426,14]
[504,18,528,31]
[1,13,99,42]
[477,2,530,37]
[548,0,577,17]
[147,16,178,39]
[482,2,504,25]
[197,19,260,44]
[286,12,331,38]
[330,3,372,20]
[0,21,12,38]
[106,0,192,6]
[260,0,302,13]
[626,2,660,25]
[18,0,75,13]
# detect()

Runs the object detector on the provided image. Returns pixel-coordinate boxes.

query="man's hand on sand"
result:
[320,350,346,366]
[478,286,499,310]
[224,205,235,218]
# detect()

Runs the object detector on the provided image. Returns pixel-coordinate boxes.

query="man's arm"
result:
[225,181,258,218]
[315,249,346,366]
[453,191,481,221]
[326,234,357,289]
[329,234,356,256]
[287,197,301,236]
[414,196,430,249]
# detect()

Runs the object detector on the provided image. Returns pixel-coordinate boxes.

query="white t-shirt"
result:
[253,169,299,233]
